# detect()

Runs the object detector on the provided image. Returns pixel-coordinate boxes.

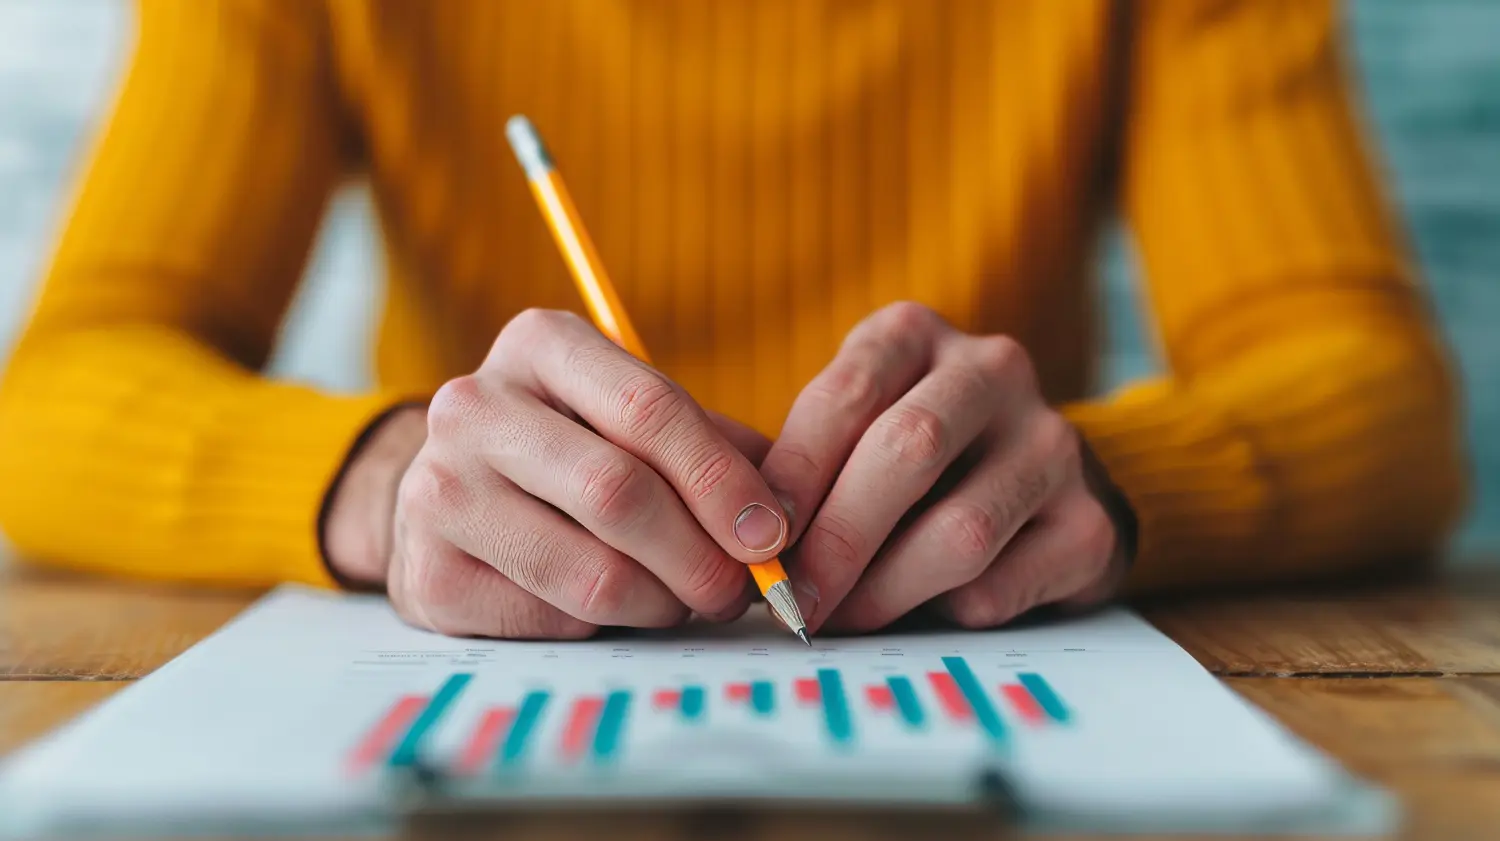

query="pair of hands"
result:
[325,302,1134,639]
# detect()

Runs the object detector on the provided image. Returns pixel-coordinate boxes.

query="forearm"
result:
[1064,299,1468,594]
[0,325,412,588]
[0,1,408,587]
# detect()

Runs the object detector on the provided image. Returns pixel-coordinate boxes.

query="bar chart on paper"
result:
[0,587,1388,837]
[343,653,1077,778]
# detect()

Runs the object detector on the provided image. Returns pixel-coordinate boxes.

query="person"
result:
[0,0,1467,640]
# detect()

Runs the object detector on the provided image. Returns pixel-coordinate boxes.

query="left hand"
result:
[759,302,1135,634]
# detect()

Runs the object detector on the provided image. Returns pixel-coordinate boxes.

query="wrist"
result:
[322,403,428,588]
[1077,429,1139,572]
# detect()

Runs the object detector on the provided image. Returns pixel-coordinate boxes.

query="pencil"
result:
[504,115,810,645]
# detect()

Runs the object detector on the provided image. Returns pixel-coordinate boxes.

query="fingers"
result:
[821,415,1077,633]
[396,451,692,629]
[787,334,1023,632]
[758,303,940,541]
[936,488,1119,630]
[470,390,749,619]
[388,528,598,640]
[515,310,790,564]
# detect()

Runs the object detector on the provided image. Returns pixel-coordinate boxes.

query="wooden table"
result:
[4,560,1500,841]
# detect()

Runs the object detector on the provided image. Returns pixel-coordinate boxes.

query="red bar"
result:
[725,682,752,702]
[346,695,427,773]
[793,678,821,705]
[928,672,973,722]
[652,689,681,711]
[1002,684,1046,725]
[560,697,605,763]
[455,707,514,775]
[865,685,895,712]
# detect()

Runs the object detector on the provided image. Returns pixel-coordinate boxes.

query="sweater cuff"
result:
[196,386,420,590]
[1061,379,1272,594]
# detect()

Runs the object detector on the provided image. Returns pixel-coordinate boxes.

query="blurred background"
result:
[1,0,1496,561]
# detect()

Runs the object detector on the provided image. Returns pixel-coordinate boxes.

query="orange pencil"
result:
[505,115,810,645]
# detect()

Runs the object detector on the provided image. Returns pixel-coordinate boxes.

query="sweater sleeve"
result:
[1063,0,1469,593]
[0,0,410,588]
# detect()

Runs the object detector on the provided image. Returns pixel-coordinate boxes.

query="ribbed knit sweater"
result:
[0,0,1467,594]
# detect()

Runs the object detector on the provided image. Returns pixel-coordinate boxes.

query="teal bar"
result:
[941,657,1007,746]
[817,669,854,746]
[750,681,775,716]
[591,691,632,763]
[498,691,550,768]
[680,686,705,722]
[388,673,472,767]
[1018,673,1071,723]
[886,676,925,729]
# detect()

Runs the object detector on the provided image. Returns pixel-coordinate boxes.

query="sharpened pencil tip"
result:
[796,628,810,646]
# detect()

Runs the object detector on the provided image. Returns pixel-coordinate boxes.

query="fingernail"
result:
[733,502,785,553]
[794,578,821,626]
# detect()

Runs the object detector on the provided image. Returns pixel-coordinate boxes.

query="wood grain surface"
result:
[1227,677,1500,841]
[0,564,257,678]
[1140,567,1500,676]
[4,562,1500,840]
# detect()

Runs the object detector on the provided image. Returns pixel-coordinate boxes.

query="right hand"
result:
[324,309,791,639]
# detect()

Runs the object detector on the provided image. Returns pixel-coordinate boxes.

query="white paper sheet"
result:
[0,586,1394,837]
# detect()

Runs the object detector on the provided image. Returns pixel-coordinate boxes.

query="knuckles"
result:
[680,443,736,503]
[613,373,686,441]
[943,495,1117,631]
[574,558,634,621]
[487,307,588,369]
[573,452,654,530]
[867,300,947,340]
[500,307,584,345]
[840,301,947,362]
[398,457,466,520]
[426,375,489,440]
[968,334,1035,391]
[872,404,948,469]
[393,530,602,641]
[810,360,882,417]
[935,502,1000,575]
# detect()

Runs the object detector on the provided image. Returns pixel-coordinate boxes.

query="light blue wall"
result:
[1,1,1495,559]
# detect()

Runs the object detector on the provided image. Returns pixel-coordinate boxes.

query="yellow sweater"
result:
[0,0,1468,595]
